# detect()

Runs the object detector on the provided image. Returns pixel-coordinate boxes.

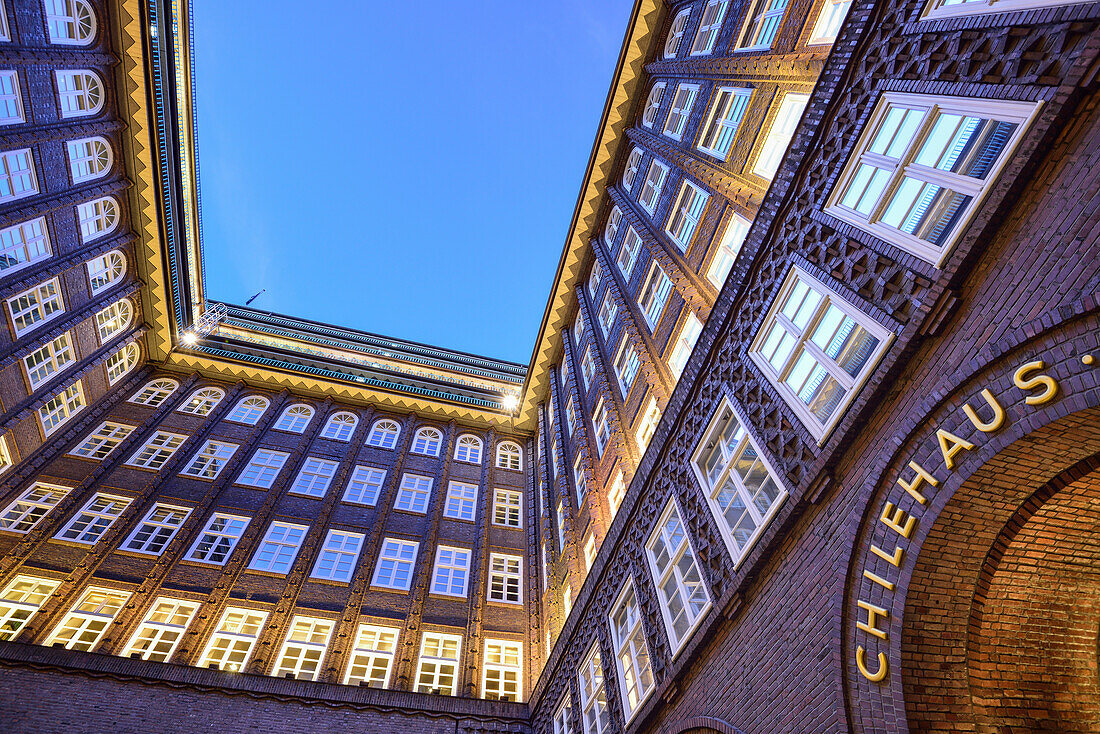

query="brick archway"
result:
[902,409,1100,732]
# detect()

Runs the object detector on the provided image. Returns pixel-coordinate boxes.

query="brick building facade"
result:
[0,0,1097,733]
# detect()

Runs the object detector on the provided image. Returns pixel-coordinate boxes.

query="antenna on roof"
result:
[245,289,266,306]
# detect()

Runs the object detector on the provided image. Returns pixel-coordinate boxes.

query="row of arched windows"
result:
[128,380,525,469]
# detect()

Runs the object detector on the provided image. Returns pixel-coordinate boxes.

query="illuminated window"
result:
[249,521,307,574]
[921,0,1091,20]
[273,616,333,681]
[669,311,704,379]
[320,411,357,441]
[738,0,788,50]
[311,530,364,582]
[808,0,852,44]
[666,179,709,251]
[496,441,522,471]
[77,197,119,241]
[646,499,711,651]
[130,377,177,407]
[178,387,224,416]
[598,292,618,337]
[122,504,190,554]
[753,92,809,180]
[617,226,642,279]
[55,70,104,117]
[560,358,570,391]
[95,298,133,343]
[55,492,130,544]
[825,93,1038,265]
[226,395,268,424]
[622,147,642,191]
[638,159,668,215]
[635,396,662,452]
[122,597,198,662]
[691,0,731,55]
[444,481,477,521]
[7,277,63,337]
[707,214,750,288]
[613,335,640,396]
[104,342,139,384]
[565,398,577,435]
[575,312,586,345]
[664,7,690,58]
[199,607,267,672]
[372,538,418,590]
[45,587,129,651]
[608,469,627,518]
[749,267,891,441]
[274,403,313,432]
[366,418,400,448]
[343,465,386,505]
[0,70,24,124]
[556,502,567,555]
[638,262,672,330]
[592,398,611,456]
[698,87,752,159]
[23,333,74,390]
[186,513,249,564]
[0,148,37,202]
[0,575,60,641]
[663,83,699,141]
[578,644,611,734]
[609,581,655,717]
[66,136,111,182]
[431,546,471,597]
[0,482,69,532]
[454,434,482,463]
[38,381,84,436]
[493,488,522,528]
[642,82,665,128]
[45,0,96,44]
[583,533,597,570]
[0,218,51,275]
[179,440,237,480]
[345,624,399,688]
[605,204,623,246]
[395,473,432,513]
[553,696,574,734]
[488,553,522,604]
[71,420,133,460]
[289,457,339,497]
[482,639,522,701]
[588,260,604,298]
[415,632,462,695]
[581,346,596,389]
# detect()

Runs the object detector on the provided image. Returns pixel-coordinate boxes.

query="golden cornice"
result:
[518,0,663,427]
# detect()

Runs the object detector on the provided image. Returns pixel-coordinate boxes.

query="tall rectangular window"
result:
[127,431,187,471]
[635,396,662,452]
[578,644,611,734]
[71,421,134,460]
[492,488,522,528]
[372,538,418,591]
[199,608,267,671]
[592,399,611,456]
[46,587,130,651]
[646,499,711,651]
[698,87,752,159]
[0,70,24,125]
[553,697,574,734]
[693,398,788,563]
[311,529,364,582]
[0,218,51,275]
[749,267,891,441]
[613,335,640,395]
[584,534,597,570]
[274,616,334,681]
[808,0,851,44]
[668,311,704,379]
[641,82,665,128]
[617,226,642,279]
[444,481,477,521]
[121,503,190,554]
[289,457,339,497]
[55,493,130,544]
[344,465,386,505]
[395,473,432,514]
[556,502,567,555]
[589,260,603,298]
[249,521,307,574]
[608,469,627,518]
[662,83,699,141]
[345,624,399,688]
[23,332,74,390]
[430,546,471,597]
[416,632,462,695]
[0,575,59,641]
[638,160,669,215]
[0,482,69,532]
[638,263,673,330]
[738,0,789,50]
[666,180,709,251]
[690,0,731,55]
[565,398,577,435]
[122,597,199,662]
[573,454,588,503]
[753,92,809,180]
[824,93,1038,265]
[609,582,655,717]
[581,346,596,389]
[597,293,618,337]
[707,214,751,288]
[8,278,64,337]
[482,639,523,701]
[0,148,37,203]
[236,449,289,488]
[180,440,238,480]
[488,553,523,604]
[186,513,249,564]
[921,0,1085,21]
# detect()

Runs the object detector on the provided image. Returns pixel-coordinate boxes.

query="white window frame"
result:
[411,426,443,456]
[95,298,133,343]
[707,213,751,289]
[668,310,704,379]
[737,0,789,51]
[613,335,639,396]
[395,473,432,514]
[645,498,712,654]
[38,381,85,437]
[573,453,588,503]
[125,430,187,471]
[581,346,596,389]
[592,398,611,456]
[7,277,64,337]
[120,503,191,555]
[638,262,672,330]
[453,434,482,464]
[487,553,523,604]
[366,418,400,449]
[697,86,753,159]
[104,342,139,385]
[0,482,70,533]
[0,217,50,275]
[122,597,199,662]
[415,631,462,695]
[664,8,690,58]
[345,624,399,688]
[129,378,177,407]
[921,0,1090,21]
[622,147,642,191]
[179,440,238,480]
[66,136,111,183]
[55,69,104,118]
[597,292,618,337]
[273,616,334,681]
[226,395,268,424]
[198,607,267,672]
[752,92,809,180]
[343,465,386,506]
[274,403,313,432]
[77,196,119,241]
[54,492,130,544]
[665,179,709,251]
[482,639,523,701]
[371,537,419,591]
[320,411,357,441]
[617,226,642,279]
[808,0,852,45]
[0,70,24,125]
[637,159,669,215]
[71,420,134,460]
[691,0,732,55]
[430,545,472,598]
[311,530,364,583]
[553,696,574,734]
[608,469,627,518]
[635,396,662,452]
[642,82,665,128]
[45,586,129,651]
[444,480,477,521]
[45,0,97,45]
[0,148,37,203]
[23,332,75,391]
[608,581,656,719]
[177,387,224,416]
[236,448,290,489]
[578,643,611,734]
[662,83,699,141]
[186,513,249,565]
[248,521,307,574]
[0,575,60,641]
[496,441,522,471]
[289,456,339,497]
[492,488,522,528]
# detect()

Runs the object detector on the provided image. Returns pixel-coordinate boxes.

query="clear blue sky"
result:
[193,0,634,364]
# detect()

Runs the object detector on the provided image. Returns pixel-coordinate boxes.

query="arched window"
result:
[366,419,400,449]
[178,387,224,416]
[46,0,96,45]
[66,137,111,183]
[623,147,642,191]
[454,434,483,464]
[94,298,132,343]
[55,70,104,118]
[642,82,666,128]
[321,411,358,441]
[496,441,522,471]
[664,8,691,58]
[104,342,138,385]
[411,427,442,456]
[86,249,125,293]
[604,206,622,247]
[130,378,177,407]
[275,404,314,432]
[77,197,119,242]
[226,395,268,424]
